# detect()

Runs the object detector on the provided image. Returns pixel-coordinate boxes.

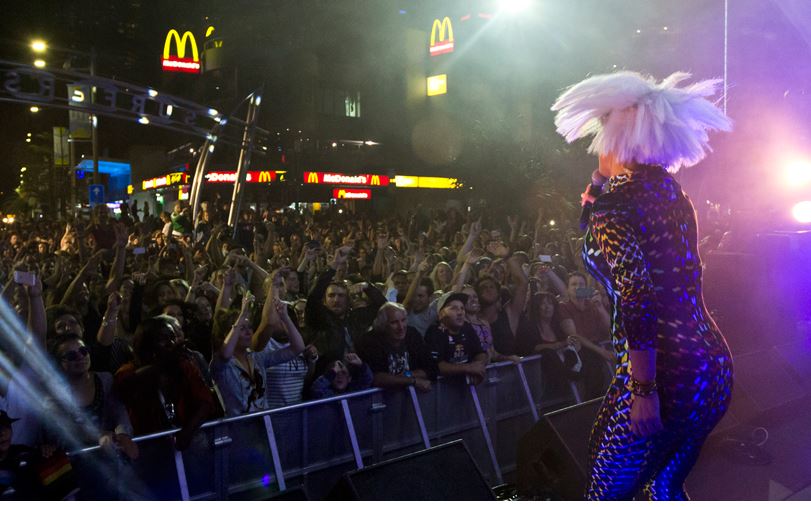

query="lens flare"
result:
[784,159,811,187]
[792,201,811,223]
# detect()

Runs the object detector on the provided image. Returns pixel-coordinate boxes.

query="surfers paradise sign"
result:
[0,60,225,138]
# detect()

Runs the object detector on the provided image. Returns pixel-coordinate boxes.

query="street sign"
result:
[53,127,70,166]
[67,84,92,139]
[88,184,105,206]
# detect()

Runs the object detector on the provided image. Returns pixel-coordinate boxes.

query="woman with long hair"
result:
[114,315,217,451]
[429,262,454,293]
[517,291,608,400]
[49,334,138,458]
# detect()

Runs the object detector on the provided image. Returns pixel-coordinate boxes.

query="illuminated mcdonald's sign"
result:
[426,74,447,96]
[142,171,189,190]
[429,17,454,56]
[162,29,201,74]
[304,172,390,186]
[333,188,371,200]
[204,170,281,184]
[394,175,460,189]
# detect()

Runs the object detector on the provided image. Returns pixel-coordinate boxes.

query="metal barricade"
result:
[69,354,590,500]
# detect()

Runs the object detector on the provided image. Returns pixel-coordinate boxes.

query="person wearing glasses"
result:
[47,333,138,499]
[210,293,305,416]
[49,333,137,459]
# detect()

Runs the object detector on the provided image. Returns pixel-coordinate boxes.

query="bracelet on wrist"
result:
[630,378,658,397]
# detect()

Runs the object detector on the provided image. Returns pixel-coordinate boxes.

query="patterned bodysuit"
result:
[583,166,733,500]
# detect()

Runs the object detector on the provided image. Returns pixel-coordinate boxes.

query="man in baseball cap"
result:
[425,292,489,385]
[0,410,39,499]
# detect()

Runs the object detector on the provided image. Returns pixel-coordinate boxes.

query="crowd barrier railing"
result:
[69,353,596,500]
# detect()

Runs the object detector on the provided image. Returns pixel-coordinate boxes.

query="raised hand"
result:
[469,218,482,237]
[344,352,363,367]
[486,240,510,259]
[274,298,292,324]
[113,222,128,248]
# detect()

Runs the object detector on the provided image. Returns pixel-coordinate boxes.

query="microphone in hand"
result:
[579,169,608,230]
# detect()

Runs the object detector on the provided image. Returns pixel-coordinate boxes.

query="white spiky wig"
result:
[551,71,732,172]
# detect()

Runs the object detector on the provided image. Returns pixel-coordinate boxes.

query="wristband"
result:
[630,378,658,397]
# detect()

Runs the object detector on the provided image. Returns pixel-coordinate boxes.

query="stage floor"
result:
[687,395,811,500]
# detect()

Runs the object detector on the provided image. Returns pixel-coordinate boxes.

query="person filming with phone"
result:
[558,272,614,398]
[559,272,612,353]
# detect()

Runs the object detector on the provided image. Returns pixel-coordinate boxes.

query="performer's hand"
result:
[581,184,597,207]
[630,392,663,438]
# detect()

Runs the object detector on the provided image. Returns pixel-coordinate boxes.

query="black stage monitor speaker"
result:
[517,398,602,500]
[264,486,308,501]
[326,440,496,500]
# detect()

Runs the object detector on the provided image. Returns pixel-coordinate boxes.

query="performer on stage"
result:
[551,71,734,500]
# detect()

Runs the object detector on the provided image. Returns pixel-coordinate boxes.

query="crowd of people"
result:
[0,197,622,499]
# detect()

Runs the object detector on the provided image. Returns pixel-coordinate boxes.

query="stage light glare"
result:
[784,159,811,187]
[499,0,531,14]
[792,201,811,223]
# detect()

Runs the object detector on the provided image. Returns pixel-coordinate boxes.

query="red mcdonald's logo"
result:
[305,172,389,186]
[205,170,279,184]
[430,17,454,56]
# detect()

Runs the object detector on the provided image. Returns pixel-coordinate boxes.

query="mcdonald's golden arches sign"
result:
[429,17,454,56]
[162,29,201,73]
[333,188,371,200]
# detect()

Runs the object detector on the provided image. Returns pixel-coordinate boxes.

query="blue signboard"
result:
[88,184,105,206]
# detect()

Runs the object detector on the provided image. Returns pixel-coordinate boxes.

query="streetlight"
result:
[29,106,40,113]
[31,40,47,53]
[29,39,99,186]
[33,59,46,68]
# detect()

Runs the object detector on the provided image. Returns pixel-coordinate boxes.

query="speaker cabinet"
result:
[264,487,307,501]
[326,440,495,500]
[517,398,602,500]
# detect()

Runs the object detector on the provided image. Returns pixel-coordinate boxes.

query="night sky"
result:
[2,0,811,221]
